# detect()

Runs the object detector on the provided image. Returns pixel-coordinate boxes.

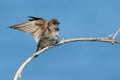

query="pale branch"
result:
[14,29,120,80]
[112,29,120,39]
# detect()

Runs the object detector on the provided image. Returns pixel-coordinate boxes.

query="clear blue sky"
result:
[0,0,120,80]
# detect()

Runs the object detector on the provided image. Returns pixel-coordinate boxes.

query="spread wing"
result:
[9,19,48,42]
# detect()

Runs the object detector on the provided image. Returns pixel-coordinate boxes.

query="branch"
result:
[112,29,120,39]
[14,29,120,80]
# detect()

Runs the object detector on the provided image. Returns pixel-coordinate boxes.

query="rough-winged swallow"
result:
[9,16,60,51]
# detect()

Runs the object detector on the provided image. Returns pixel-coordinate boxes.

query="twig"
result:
[14,29,120,80]
[112,29,120,39]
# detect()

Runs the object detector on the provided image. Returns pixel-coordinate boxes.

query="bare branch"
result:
[14,29,120,80]
[112,29,120,39]
[14,47,50,80]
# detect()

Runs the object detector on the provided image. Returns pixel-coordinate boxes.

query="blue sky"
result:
[0,0,120,80]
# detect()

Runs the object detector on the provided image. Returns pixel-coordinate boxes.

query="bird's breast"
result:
[51,30,59,39]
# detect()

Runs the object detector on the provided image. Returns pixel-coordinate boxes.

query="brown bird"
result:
[9,16,60,51]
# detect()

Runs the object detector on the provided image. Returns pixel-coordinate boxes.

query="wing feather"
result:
[9,19,48,42]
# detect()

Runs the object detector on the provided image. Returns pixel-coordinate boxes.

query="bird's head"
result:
[48,19,60,31]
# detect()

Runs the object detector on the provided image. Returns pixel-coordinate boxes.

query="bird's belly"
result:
[39,30,59,50]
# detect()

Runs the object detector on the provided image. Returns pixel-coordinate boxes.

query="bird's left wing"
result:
[9,18,48,42]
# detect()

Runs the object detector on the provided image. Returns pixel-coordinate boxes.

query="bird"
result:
[9,16,60,52]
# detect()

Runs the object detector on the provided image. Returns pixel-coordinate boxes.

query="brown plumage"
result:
[9,16,60,51]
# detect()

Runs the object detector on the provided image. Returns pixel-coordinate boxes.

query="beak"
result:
[54,26,59,31]
[58,22,60,24]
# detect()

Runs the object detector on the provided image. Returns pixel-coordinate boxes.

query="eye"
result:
[53,21,57,25]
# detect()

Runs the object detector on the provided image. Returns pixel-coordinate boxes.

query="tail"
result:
[36,46,41,52]
[36,41,42,52]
